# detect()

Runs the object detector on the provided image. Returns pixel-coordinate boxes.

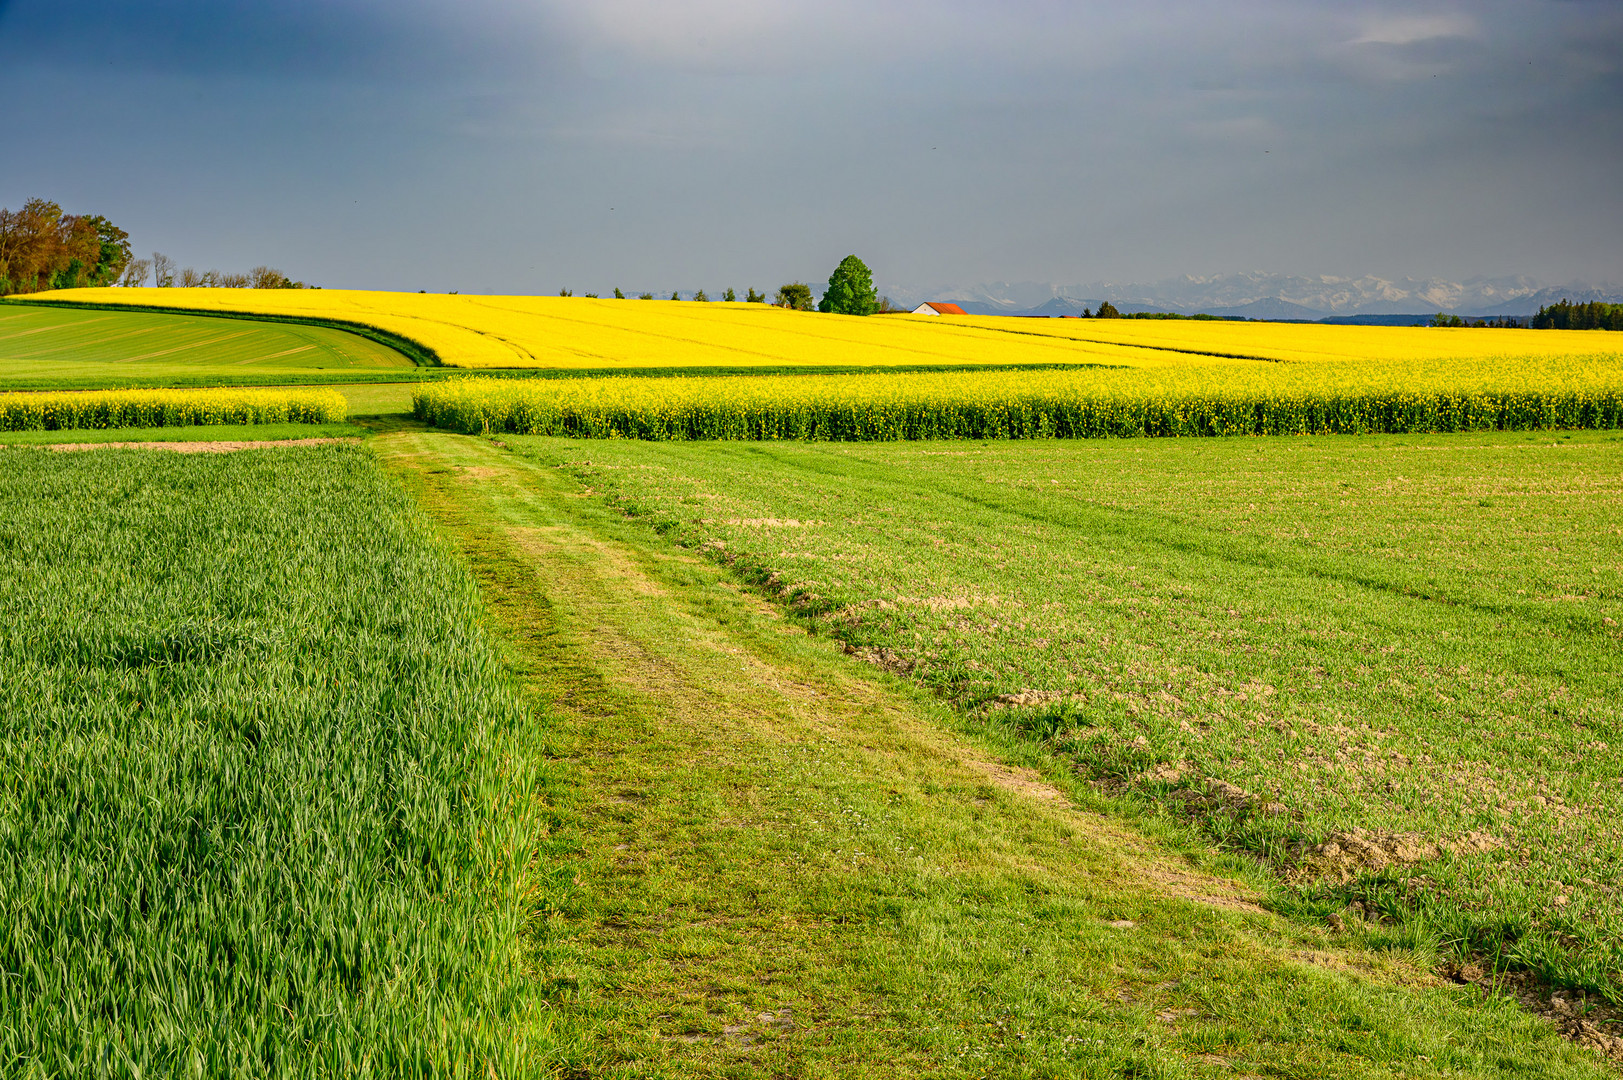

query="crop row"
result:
[415,372,1623,440]
[0,386,347,430]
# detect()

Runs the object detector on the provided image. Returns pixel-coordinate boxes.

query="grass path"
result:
[377,431,1611,1078]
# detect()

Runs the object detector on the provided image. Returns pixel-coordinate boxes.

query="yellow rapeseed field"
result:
[0,386,347,431]
[26,288,1623,374]
[416,362,1623,440]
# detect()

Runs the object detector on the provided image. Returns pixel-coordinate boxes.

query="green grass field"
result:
[0,302,416,389]
[374,431,1615,1078]
[502,431,1623,1008]
[0,447,557,1076]
[0,420,368,445]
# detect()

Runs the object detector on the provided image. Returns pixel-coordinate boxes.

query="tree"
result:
[81,215,131,285]
[558,287,573,296]
[639,292,655,300]
[818,254,877,315]
[0,201,59,292]
[249,266,290,289]
[723,287,737,302]
[118,258,152,287]
[775,282,814,310]
[746,287,765,304]
[178,267,203,288]
[152,252,175,288]
[693,288,709,302]
[670,290,681,301]
[1095,300,1121,319]
[614,287,626,299]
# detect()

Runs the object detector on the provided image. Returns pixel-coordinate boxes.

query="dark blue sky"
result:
[3,1,1619,294]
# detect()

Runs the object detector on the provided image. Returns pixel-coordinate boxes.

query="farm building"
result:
[911,302,968,315]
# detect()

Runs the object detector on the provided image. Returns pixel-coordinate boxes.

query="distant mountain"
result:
[1468,286,1623,318]
[1028,297,1093,316]
[884,273,1623,319]
[1198,297,1327,321]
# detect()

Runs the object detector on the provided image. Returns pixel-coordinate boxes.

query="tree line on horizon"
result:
[554,256,905,315]
[1425,301,1621,330]
[122,254,312,291]
[1531,299,1623,331]
[1,198,310,296]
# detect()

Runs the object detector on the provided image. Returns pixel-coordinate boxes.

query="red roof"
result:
[922,302,967,315]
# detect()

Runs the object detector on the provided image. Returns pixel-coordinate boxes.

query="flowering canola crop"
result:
[415,360,1623,440]
[0,386,347,431]
[25,289,1623,374]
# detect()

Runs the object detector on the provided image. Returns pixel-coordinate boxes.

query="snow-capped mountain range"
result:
[880,274,1623,320]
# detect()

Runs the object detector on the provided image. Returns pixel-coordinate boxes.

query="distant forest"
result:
[0,197,308,295]
[1532,299,1623,331]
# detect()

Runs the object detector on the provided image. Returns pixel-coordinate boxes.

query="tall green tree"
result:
[82,215,131,285]
[746,287,765,304]
[818,254,877,315]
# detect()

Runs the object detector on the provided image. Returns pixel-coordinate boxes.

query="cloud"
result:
[1349,12,1478,46]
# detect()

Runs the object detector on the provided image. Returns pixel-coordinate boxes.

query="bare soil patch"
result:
[1439,965,1623,1064]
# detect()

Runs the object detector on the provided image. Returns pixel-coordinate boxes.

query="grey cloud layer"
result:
[1,0,1618,291]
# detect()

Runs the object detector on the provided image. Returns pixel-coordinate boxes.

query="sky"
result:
[2,0,1620,296]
